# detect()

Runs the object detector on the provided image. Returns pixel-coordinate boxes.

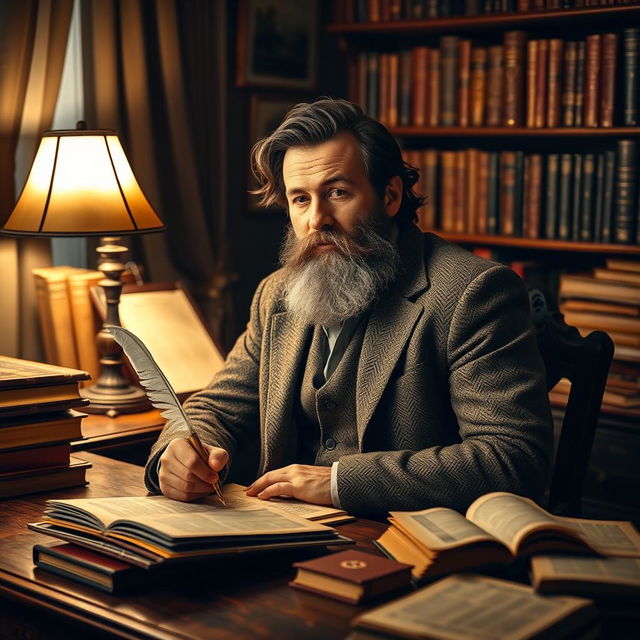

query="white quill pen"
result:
[106,324,225,503]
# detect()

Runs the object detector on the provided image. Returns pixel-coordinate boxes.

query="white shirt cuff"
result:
[330,461,341,509]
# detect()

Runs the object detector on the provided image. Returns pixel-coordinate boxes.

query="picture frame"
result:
[247,93,302,211]
[237,0,319,90]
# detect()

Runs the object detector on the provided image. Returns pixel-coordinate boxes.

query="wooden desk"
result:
[0,452,387,640]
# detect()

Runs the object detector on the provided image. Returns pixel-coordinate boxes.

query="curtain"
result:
[0,0,74,359]
[81,0,234,349]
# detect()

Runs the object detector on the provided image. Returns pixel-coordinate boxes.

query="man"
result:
[145,98,553,517]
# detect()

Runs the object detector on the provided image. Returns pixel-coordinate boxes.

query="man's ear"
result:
[383,176,403,218]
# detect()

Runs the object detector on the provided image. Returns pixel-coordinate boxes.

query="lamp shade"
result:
[2,129,165,236]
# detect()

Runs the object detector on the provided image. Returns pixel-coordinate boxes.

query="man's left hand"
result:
[246,464,332,505]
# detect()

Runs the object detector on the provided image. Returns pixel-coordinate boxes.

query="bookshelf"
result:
[329,2,640,522]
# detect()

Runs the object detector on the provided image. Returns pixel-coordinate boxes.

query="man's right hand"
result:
[158,438,228,502]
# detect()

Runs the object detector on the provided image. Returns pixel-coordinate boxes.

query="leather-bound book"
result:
[290,550,412,605]
[389,0,402,20]
[367,52,379,120]
[398,50,412,127]
[453,151,467,233]
[571,153,583,241]
[476,151,490,234]
[558,153,574,241]
[486,152,500,235]
[411,46,429,127]
[601,149,616,244]
[585,35,603,128]
[486,45,503,126]
[440,151,457,232]
[524,153,542,238]
[357,51,368,109]
[457,39,472,127]
[426,0,438,18]
[562,41,578,127]
[579,153,596,242]
[526,40,539,128]
[388,52,399,127]
[503,31,526,127]
[544,153,560,239]
[408,0,425,19]
[623,28,639,126]
[500,151,517,235]
[379,53,390,125]
[369,0,381,21]
[464,0,481,16]
[534,39,548,128]
[422,149,439,230]
[546,38,563,127]
[614,139,637,244]
[465,149,479,233]
[600,33,617,128]
[592,153,606,244]
[470,46,487,127]
[439,36,459,126]
[513,151,525,236]
[517,0,530,10]
[574,41,586,127]
[428,48,440,127]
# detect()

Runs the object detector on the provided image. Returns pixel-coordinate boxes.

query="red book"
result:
[600,33,618,128]
[534,39,548,128]
[503,31,526,127]
[0,442,70,473]
[290,550,412,604]
[546,39,563,127]
[458,39,472,127]
[411,46,430,127]
[583,34,602,128]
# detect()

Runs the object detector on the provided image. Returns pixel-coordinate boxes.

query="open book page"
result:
[389,507,500,552]
[556,516,640,557]
[465,492,573,555]
[352,574,594,640]
[531,555,640,587]
[45,494,331,539]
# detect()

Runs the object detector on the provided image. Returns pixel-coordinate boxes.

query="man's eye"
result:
[329,188,347,198]
[292,195,308,205]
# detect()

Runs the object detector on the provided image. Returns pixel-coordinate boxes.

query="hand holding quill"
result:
[106,325,225,505]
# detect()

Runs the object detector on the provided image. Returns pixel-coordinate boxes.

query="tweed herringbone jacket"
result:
[145,223,553,517]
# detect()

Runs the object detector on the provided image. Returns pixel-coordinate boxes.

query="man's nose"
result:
[308,199,334,231]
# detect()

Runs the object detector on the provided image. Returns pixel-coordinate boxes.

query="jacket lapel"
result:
[356,224,429,446]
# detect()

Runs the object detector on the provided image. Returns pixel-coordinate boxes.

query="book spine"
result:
[534,39,548,128]
[544,153,559,239]
[476,151,490,235]
[599,33,617,128]
[440,36,459,126]
[500,151,517,235]
[562,41,577,127]
[412,46,429,127]
[513,151,525,236]
[399,50,412,127]
[454,151,467,232]
[574,41,586,127]
[379,53,390,125]
[470,47,487,127]
[558,153,573,240]
[486,45,504,126]
[601,149,616,244]
[503,31,526,127]
[571,153,583,241]
[370,0,381,21]
[526,40,539,128]
[580,153,596,242]
[592,153,605,244]
[423,149,439,230]
[465,149,479,233]
[457,39,472,127]
[428,49,440,127]
[487,152,500,235]
[67,274,101,383]
[546,38,563,127]
[440,151,456,231]
[623,28,639,126]
[367,52,379,119]
[526,153,542,238]
[388,52,399,127]
[583,34,602,128]
[614,140,637,244]
[357,51,368,109]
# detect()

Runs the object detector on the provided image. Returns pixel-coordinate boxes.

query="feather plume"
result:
[106,325,193,431]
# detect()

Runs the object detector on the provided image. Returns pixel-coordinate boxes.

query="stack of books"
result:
[0,356,92,498]
[556,259,640,409]
[403,139,639,244]
[352,28,638,131]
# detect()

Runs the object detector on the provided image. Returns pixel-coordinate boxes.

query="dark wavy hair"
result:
[250,98,424,223]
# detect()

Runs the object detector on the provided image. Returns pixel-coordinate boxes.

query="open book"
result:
[28,483,352,568]
[375,492,640,582]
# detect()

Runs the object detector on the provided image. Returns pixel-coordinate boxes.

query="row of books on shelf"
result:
[403,140,639,244]
[354,28,639,129]
[334,0,640,24]
[0,356,92,499]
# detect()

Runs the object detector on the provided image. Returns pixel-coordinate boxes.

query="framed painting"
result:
[237,0,319,90]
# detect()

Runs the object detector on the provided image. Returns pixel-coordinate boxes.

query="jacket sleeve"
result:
[335,265,554,517]
[143,277,269,492]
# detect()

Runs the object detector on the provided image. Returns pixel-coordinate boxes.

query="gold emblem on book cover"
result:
[341,559,367,569]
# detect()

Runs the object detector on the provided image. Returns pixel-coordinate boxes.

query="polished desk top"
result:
[0,452,387,640]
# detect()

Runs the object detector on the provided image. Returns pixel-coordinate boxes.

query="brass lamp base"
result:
[81,383,150,418]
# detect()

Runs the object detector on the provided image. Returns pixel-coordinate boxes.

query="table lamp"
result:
[1,122,165,416]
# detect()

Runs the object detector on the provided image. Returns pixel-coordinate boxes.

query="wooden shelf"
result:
[390,127,640,137]
[431,232,640,254]
[329,5,640,36]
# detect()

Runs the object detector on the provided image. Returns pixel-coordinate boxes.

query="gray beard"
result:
[279,224,400,326]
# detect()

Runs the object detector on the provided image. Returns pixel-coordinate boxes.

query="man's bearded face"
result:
[279,212,400,326]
